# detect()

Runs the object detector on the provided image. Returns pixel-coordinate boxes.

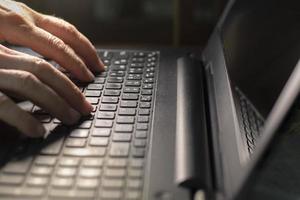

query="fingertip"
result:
[65,108,81,125]
[36,124,46,137]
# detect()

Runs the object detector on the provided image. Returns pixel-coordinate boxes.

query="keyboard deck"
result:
[0,50,159,199]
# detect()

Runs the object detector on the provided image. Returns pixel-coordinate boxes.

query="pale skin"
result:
[0,1,104,137]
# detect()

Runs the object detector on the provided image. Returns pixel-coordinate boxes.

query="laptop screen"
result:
[221,0,300,118]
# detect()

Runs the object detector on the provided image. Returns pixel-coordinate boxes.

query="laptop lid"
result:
[201,0,300,199]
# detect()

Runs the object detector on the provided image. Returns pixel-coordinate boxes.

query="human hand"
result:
[0,1,104,137]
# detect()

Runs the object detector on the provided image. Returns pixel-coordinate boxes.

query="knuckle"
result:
[49,36,69,53]
[18,71,37,89]
[5,12,25,24]
[65,24,78,37]
[32,58,50,74]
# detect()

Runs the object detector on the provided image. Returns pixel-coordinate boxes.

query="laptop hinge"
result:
[175,56,213,193]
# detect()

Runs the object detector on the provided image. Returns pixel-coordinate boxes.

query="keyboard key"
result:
[138,109,150,115]
[117,116,135,124]
[132,148,145,158]
[100,190,123,199]
[120,101,137,108]
[97,112,115,119]
[102,97,119,104]
[2,157,32,174]
[92,128,111,136]
[124,87,140,93]
[145,72,154,78]
[35,114,52,123]
[127,74,142,80]
[78,120,93,129]
[130,63,144,68]
[141,89,152,95]
[140,102,151,108]
[135,130,147,139]
[90,137,109,146]
[108,77,124,83]
[118,108,136,116]
[79,168,101,178]
[129,68,143,74]
[87,84,103,90]
[0,174,24,185]
[104,90,121,96]
[49,189,95,199]
[106,83,122,89]
[102,179,124,189]
[59,158,80,167]
[94,77,106,84]
[31,166,53,176]
[53,118,62,124]
[110,143,130,157]
[127,179,143,189]
[114,59,127,65]
[65,138,87,148]
[86,97,99,105]
[142,84,153,89]
[125,81,141,86]
[144,78,154,84]
[134,139,147,147]
[70,129,89,138]
[100,104,117,111]
[133,52,146,57]
[51,178,74,188]
[136,123,148,130]
[95,120,113,128]
[110,71,125,77]
[64,147,106,157]
[126,190,142,200]
[35,156,57,166]
[82,158,104,168]
[26,176,49,187]
[141,96,152,102]
[77,178,99,189]
[114,124,134,133]
[128,169,143,178]
[84,90,101,97]
[130,159,144,168]
[56,167,77,177]
[122,94,139,100]
[0,186,45,197]
[146,67,155,72]
[131,57,145,63]
[41,139,64,155]
[113,134,132,142]
[137,116,149,123]
[107,158,127,168]
[105,169,126,178]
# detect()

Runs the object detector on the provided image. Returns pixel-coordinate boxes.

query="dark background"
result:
[19,0,227,47]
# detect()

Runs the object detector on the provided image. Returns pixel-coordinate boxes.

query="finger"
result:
[0,44,21,56]
[0,52,93,115]
[0,14,94,82]
[0,69,81,125]
[0,91,45,137]
[36,15,104,72]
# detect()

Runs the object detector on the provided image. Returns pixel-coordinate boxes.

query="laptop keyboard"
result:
[0,50,159,199]
[237,91,264,154]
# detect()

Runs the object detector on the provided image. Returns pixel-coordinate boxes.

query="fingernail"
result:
[36,124,46,137]
[68,108,81,124]
[87,70,95,81]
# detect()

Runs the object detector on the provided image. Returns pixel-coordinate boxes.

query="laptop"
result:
[0,0,299,199]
